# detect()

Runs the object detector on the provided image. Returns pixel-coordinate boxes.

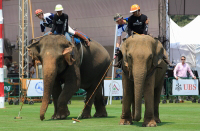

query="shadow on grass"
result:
[133,121,174,127]
[46,116,117,121]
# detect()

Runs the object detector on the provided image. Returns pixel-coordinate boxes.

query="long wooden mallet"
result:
[72,58,115,123]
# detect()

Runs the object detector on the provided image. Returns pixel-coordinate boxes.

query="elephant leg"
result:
[131,88,135,121]
[93,83,107,117]
[56,66,80,119]
[56,82,78,119]
[81,88,95,119]
[51,80,62,119]
[143,73,157,127]
[120,72,133,125]
[154,75,165,123]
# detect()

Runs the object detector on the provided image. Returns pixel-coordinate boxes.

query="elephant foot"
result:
[131,115,134,121]
[119,118,133,125]
[154,118,161,123]
[133,116,141,122]
[51,113,57,119]
[40,114,45,121]
[52,110,70,120]
[81,114,92,119]
[93,112,108,117]
[142,119,157,127]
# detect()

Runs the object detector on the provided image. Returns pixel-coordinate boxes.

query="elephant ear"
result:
[153,39,164,66]
[62,46,75,65]
[27,40,41,61]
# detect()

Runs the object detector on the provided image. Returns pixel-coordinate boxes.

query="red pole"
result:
[0,0,5,108]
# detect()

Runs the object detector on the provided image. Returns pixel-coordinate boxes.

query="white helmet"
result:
[55,4,64,11]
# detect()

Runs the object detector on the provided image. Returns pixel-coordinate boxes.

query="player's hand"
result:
[145,19,150,24]
[193,76,196,79]
[176,77,178,80]
[85,39,90,46]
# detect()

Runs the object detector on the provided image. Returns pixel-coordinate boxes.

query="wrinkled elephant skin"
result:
[28,35,110,120]
[120,35,168,126]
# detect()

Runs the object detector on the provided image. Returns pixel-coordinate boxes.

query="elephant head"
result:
[121,35,166,121]
[27,35,76,120]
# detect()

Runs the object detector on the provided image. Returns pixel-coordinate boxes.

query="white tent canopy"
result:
[170,16,200,76]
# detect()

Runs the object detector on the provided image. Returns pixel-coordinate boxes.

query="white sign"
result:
[104,80,123,96]
[27,80,44,97]
[172,79,199,95]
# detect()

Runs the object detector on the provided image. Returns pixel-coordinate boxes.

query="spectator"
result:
[115,68,122,79]
[173,56,196,102]
[174,56,196,80]
[30,60,36,78]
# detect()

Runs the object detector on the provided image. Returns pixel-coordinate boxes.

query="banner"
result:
[104,80,123,96]
[4,82,12,93]
[27,80,44,96]
[172,79,199,95]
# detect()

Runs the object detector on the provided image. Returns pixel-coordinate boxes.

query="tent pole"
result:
[28,0,39,78]
[109,24,118,105]
[21,0,25,79]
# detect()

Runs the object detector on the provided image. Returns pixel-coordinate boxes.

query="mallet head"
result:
[14,117,22,119]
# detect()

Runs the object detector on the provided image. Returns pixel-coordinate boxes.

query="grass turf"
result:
[0,100,200,131]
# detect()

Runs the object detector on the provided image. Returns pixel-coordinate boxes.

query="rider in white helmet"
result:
[49,4,90,46]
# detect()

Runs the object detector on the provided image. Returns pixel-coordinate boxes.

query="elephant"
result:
[27,35,111,121]
[119,35,168,127]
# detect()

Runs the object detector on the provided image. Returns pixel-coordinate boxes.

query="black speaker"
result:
[187,70,199,78]
[166,69,174,78]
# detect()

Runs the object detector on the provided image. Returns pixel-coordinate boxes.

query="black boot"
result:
[114,51,122,68]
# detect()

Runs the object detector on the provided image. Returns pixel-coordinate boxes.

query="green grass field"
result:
[0,100,200,131]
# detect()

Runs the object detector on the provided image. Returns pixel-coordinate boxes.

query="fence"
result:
[4,78,87,105]
[4,77,200,105]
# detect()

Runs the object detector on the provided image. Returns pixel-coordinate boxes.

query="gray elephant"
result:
[119,35,168,127]
[28,35,111,121]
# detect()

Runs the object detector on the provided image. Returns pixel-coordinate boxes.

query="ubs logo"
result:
[35,82,43,94]
[175,83,182,92]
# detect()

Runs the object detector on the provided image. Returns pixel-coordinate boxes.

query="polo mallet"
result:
[14,74,32,119]
[72,58,115,123]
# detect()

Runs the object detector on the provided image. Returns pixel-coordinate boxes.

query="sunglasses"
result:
[181,59,185,60]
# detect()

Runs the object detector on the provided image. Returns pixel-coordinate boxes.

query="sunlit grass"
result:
[0,100,200,131]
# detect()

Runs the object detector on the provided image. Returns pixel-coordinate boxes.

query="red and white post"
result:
[0,0,5,108]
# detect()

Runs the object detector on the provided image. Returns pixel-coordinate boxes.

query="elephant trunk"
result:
[133,64,146,122]
[40,57,57,120]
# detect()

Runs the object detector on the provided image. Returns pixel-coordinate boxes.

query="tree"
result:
[170,15,197,27]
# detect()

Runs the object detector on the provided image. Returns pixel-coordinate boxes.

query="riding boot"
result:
[114,50,123,68]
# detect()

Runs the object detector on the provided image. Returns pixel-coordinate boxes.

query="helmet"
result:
[35,9,43,16]
[114,13,123,22]
[55,4,64,11]
[130,4,140,13]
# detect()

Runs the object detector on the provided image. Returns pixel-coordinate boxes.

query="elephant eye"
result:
[61,44,69,49]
